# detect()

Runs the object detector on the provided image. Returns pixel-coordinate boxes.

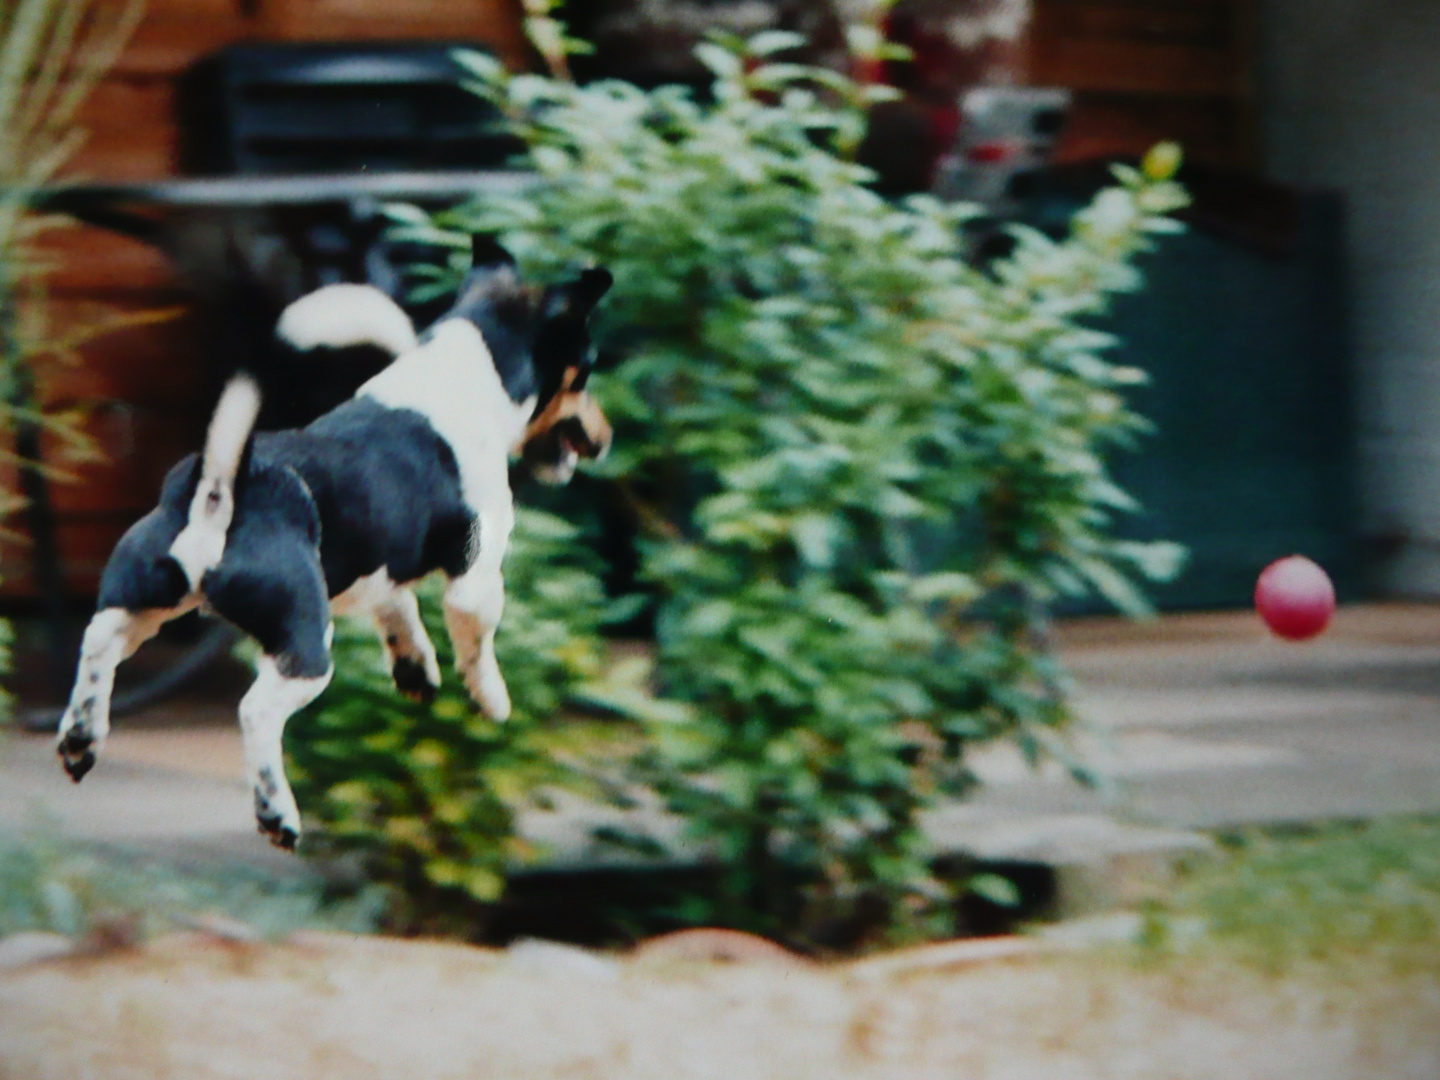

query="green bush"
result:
[284,509,623,934]
[365,12,1186,944]
[394,25,1190,947]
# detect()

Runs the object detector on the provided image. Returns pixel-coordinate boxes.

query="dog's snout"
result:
[575,395,613,460]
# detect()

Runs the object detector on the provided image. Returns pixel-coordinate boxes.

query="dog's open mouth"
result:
[522,418,599,484]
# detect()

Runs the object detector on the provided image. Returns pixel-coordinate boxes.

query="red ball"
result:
[1255,555,1335,641]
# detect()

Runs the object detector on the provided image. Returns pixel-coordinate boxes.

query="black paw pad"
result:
[58,729,96,783]
[61,750,96,784]
[255,811,298,851]
[392,657,437,704]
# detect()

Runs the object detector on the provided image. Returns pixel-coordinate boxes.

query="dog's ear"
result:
[574,268,613,309]
[470,233,516,271]
[542,267,613,323]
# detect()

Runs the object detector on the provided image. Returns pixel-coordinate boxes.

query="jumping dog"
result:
[55,241,614,849]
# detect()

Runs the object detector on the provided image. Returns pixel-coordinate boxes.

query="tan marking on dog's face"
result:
[523,367,613,460]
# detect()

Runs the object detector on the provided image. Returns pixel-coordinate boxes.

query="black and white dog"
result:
[55,241,614,850]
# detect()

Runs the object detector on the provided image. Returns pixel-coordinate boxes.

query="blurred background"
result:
[8,0,1431,652]
[0,4,1438,1075]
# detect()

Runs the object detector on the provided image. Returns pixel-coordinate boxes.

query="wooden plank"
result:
[31,301,202,411]
[0,401,203,597]
[68,78,177,180]
[264,0,529,67]
[115,3,257,78]
[0,408,199,516]
[0,515,138,597]
[1027,0,1258,165]
[35,227,182,296]
[116,0,529,78]
[1029,0,1254,98]
[1033,0,1239,48]
[1053,95,1252,169]
[0,404,198,592]
[1029,38,1244,98]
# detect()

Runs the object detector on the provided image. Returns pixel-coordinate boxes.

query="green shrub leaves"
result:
[315,30,1188,945]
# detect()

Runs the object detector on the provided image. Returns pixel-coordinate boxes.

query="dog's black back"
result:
[98,398,473,677]
[260,397,474,591]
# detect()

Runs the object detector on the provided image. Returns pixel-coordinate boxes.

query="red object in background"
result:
[881,10,986,186]
[966,139,1023,164]
[1255,556,1336,641]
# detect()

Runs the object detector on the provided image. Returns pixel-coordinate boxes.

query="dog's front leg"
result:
[374,587,442,702]
[444,503,513,720]
[58,607,175,782]
[444,568,510,721]
[239,656,332,850]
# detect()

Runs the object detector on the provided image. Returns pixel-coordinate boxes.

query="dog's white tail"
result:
[275,283,418,357]
[168,375,262,591]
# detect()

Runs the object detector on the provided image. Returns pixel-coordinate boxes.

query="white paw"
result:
[423,650,442,689]
[56,701,106,783]
[252,768,302,851]
[467,664,512,722]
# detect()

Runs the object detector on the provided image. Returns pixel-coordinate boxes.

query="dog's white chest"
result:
[355,320,533,547]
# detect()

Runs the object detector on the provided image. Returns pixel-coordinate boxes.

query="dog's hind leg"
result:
[57,605,189,782]
[238,656,331,850]
[60,498,196,781]
[374,587,441,702]
[207,533,333,850]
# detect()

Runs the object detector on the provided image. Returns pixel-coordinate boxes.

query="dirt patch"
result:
[2,932,1437,1080]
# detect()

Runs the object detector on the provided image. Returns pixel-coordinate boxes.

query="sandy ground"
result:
[2,932,1438,1080]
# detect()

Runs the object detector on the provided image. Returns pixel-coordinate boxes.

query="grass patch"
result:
[1151,816,1440,978]
[0,820,384,944]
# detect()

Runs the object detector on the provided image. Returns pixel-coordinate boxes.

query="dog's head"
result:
[448,237,614,485]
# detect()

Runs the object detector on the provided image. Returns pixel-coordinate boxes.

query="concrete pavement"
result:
[4,604,1439,901]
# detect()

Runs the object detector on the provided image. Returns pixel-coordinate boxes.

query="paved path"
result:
[953,604,1440,832]
[4,604,1439,890]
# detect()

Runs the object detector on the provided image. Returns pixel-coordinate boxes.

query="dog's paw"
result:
[466,665,512,722]
[253,787,300,852]
[60,749,97,784]
[392,656,439,704]
[57,727,97,784]
[255,809,300,851]
[257,819,299,851]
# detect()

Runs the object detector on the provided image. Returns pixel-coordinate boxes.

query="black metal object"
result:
[42,171,535,430]
[178,42,523,176]
[19,622,238,733]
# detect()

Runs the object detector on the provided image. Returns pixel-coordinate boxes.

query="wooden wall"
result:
[3,0,526,600]
[1028,0,1259,170]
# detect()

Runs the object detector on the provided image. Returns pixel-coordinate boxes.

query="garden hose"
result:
[17,622,237,733]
